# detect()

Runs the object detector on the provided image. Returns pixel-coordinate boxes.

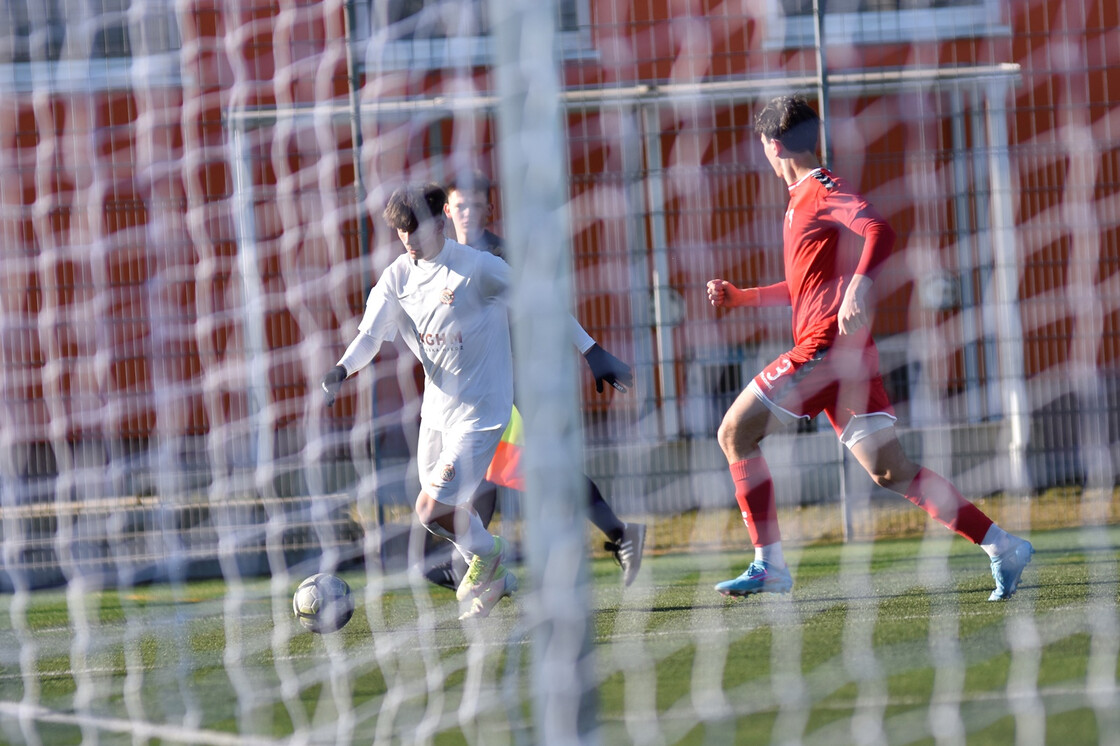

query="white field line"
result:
[0,701,283,745]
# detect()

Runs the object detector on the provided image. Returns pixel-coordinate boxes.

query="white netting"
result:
[1,0,1119,743]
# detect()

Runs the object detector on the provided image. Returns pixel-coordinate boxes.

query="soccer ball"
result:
[293,573,354,634]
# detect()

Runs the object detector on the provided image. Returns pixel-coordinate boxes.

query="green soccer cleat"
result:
[457,536,509,602]
[988,537,1034,601]
[715,560,793,597]
[458,569,518,620]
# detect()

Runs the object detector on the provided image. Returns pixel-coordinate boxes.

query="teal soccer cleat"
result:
[988,537,1034,601]
[715,560,793,597]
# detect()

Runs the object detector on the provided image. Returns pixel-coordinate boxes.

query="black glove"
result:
[321,365,347,407]
[583,343,634,393]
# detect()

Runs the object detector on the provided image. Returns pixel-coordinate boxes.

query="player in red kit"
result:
[707,95,1033,601]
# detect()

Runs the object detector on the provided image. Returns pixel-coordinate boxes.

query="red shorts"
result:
[751,343,895,439]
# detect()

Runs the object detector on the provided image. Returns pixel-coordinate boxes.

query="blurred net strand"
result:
[8,1,1120,742]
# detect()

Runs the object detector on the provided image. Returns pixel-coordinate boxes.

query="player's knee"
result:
[716,417,737,455]
[717,416,761,458]
[414,492,444,526]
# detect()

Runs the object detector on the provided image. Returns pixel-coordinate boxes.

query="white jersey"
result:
[460,232,595,354]
[338,238,513,433]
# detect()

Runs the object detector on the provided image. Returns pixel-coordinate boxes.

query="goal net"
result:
[1,0,1119,743]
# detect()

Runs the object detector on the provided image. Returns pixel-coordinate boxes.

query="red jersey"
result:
[775,168,895,363]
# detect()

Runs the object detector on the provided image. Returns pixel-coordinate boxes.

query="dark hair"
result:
[444,169,492,201]
[383,183,447,232]
[754,95,820,154]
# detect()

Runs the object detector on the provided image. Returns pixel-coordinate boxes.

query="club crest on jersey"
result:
[438,463,456,484]
[440,288,455,305]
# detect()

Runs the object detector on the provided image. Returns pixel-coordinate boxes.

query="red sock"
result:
[903,467,993,543]
[730,457,780,546]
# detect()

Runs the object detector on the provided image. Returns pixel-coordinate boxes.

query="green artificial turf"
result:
[0,526,1115,745]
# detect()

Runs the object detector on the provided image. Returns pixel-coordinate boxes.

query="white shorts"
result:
[747,378,896,449]
[417,424,504,506]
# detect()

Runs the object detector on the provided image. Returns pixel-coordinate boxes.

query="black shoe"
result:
[604,522,647,587]
[425,559,460,590]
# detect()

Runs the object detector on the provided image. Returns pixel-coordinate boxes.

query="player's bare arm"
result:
[838,273,874,335]
[707,279,760,309]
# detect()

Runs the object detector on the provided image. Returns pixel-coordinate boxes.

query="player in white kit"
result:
[321,184,516,620]
[418,170,646,591]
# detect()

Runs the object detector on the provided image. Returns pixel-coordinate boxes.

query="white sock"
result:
[755,542,785,568]
[458,509,498,559]
[980,524,1013,558]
